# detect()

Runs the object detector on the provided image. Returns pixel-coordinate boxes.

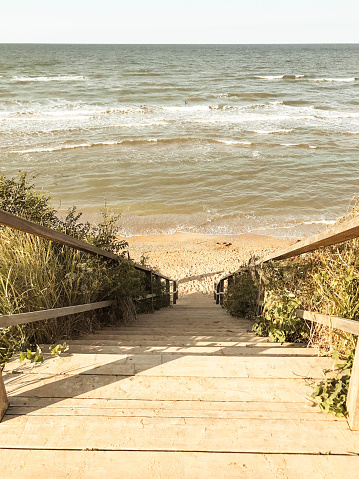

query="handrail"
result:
[0,209,178,302]
[0,301,114,329]
[0,209,175,282]
[213,214,359,430]
[0,209,119,260]
[216,214,359,287]
[0,208,178,421]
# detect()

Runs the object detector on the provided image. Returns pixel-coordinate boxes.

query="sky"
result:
[1,0,358,44]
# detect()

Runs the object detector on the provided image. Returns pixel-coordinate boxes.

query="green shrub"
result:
[252,290,309,343]
[223,268,258,318]
[311,347,355,417]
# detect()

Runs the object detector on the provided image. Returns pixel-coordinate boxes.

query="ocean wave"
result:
[311,77,356,83]
[211,92,279,99]
[313,105,333,110]
[281,143,318,149]
[245,129,293,134]
[256,74,305,80]
[163,105,211,112]
[117,212,336,238]
[13,137,209,153]
[13,75,87,82]
[314,112,359,119]
[216,140,252,146]
[282,100,309,106]
[0,105,154,119]
[302,219,336,226]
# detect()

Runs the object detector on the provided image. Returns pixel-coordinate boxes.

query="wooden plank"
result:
[296,310,359,336]
[59,344,320,357]
[80,333,268,342]
[66,337,290,346]
[6,406,337,421]
[0,370,8,422]
[4,374,315,402]
[0,300,113,328]
[5,395,332,420]
[0,415,358,453]
[6,396,316,410]
[1,450,358,479]
[5,405,337,420]
[347,339,359,430]
[95,328,256,335]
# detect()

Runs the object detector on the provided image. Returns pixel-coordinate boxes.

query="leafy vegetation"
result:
[312,348,355,417]
[223,268,258,319]
[252,291,309,343]
[223,201,359,416]
[0,173,168,368]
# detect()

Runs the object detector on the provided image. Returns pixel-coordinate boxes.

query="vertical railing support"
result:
[0,369,8,422]
[173,281,177,304]
[347,338,359,430]
[150,272,155,313]
[219,279,225,305]
[165,279,170,306]
[215,281,221,304]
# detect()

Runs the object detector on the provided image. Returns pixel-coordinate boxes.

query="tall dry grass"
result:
[0,173,159,367]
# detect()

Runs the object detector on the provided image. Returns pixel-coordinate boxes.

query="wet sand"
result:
[120,233,295,297]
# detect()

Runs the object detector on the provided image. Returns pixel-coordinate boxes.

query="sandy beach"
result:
[120,233,295,297]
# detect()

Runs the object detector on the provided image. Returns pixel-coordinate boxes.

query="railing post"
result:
[220,279,225,305]
[150,272,155,313]
[215,281,221,304]
[165,279,170,306]
[0,369,8,422]
[347,339,359,430]
[173,281,177,304]
[218,279,225,305]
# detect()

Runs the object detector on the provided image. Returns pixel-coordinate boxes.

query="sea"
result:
[1,44,359,237]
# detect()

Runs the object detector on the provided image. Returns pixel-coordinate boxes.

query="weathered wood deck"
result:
[1,294,359,478]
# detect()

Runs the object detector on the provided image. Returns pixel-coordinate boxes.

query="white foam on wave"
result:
[13,75,86,82]
[311,77,356,83]
[163,105,210,112]
[281,143,318,149]
[14,141,120,153]
[217,140,252,145]
[246,129,293,134]
[302,219,336,226]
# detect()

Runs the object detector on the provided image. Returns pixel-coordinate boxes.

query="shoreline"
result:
[120,232,295,296]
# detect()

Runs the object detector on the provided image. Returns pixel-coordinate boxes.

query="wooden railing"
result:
[214,214,359,430]
[0,209,178,420]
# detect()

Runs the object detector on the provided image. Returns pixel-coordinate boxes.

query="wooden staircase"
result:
[1,293,359,478]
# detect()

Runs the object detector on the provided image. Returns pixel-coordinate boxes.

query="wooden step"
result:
[1,450,358,479]
[6,397,337,421]
[5,353,334,379]
[0,415,357,453]
[56,344,321,357]
[4,373,315,402]
[66,338,310,348]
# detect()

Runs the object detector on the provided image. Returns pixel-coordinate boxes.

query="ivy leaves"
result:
[311,348,355,417]
[19,343,69,364]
